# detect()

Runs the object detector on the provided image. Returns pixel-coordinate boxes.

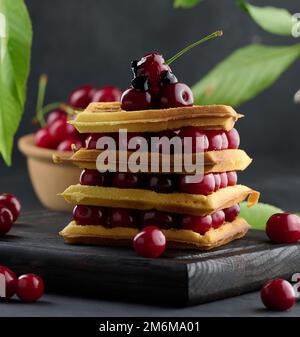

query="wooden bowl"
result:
[18,134,81,211]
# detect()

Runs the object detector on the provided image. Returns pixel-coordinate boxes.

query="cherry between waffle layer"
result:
[70,102,242,133]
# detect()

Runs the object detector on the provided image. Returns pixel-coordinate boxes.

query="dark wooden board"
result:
[0,210,299,306]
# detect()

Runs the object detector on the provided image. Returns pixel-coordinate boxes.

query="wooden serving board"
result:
[0,210,299,306]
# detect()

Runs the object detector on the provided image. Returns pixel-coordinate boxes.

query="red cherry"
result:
[140,210,175,229]
[181,214,212,234]
[221,132,228,149]
[206,131,223,151]
[73,205,107,226]
[179,173,215,195]
[227,171,237,186]
[226,128,240,149]
[121,88,152,111]
[147,174,176,193]
[0,205,13,235]
[220,172,228,188]
[92,86,122,102]
[68,85,94,109]
[118,132,145,151]
[34,128,57,149]
[57,138,83,152]
[46,109,67,125]
[212,210,225,228]
[134,52,170,96]
[160,82,194,109]
[112,173,141,189]
[266,213,300,243]
[16,274,44,303]
[86,133,105,149]
[178,127,209,152]
[80,169,106,186]
[48,119,77,143]
[224,204,240,222]
[108,208,137,228]
[0,266,17,298]
[214,173,221,191]
[133,226,166,258]
[261,279,295,311]
[0,194,21,222]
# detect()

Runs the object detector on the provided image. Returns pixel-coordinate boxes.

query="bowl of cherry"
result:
[18,84,122,211]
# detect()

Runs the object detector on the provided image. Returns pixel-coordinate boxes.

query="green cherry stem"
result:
[35,74,48,127]
[166,30,223,66]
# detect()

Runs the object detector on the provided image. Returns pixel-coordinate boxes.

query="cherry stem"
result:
[35,74,48,127]
[166,30,223,66]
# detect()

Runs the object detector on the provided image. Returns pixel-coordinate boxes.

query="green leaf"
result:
[174,0,202,9]
[238,1,295,36]
[0,0,32,165]
[192,44,300,107]
[240,202,283,230]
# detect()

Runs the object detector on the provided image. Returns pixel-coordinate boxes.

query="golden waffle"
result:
[60,217,250,250]
[70,102,242,133]
[61,184,259,216]
[60,148,252,173]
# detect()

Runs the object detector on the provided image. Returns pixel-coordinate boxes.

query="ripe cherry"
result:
[48,119,78,143]
[214,173,221,191]
[0,266,17,298]
[86,133,106,149]
[261,279,295,311]
[16,274,44,303]
[179,173,215,195]
[80,169,107,186]
[68,85,94,109]
[160,70,178,86]
[179,126,209,152]
[266,213,300,243]
[220,172,228,188]
[0,205,13,235]
[140,210,175,229]
[73,205,107,226]
[0,194,21,222]
[221,132,228,149]
[108,208,137,228]
[133,226,166,258]
[227,171,237,186]
[46,109,67,125]
[121,88,152,111]
[160,82,194,109]
[224,204,240,222]
[226,128,240,149]
[133,52,170,96]
[206,131,223,151]
[212,210,225,228]
[57,138,83,152]
[147,174,176,193]
[34,128,57,149]
[112,173,141,189]
[92,86,122,102]
[181,214,212,235]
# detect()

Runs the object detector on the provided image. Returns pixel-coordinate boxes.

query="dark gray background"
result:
[16,0,299,158]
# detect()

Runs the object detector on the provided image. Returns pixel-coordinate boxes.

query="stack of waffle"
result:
[59,102,259,250]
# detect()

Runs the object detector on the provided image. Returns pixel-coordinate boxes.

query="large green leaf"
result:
[239,1,295,36]
[174,0,202,8]
[240,202,283,230]
[192,44,300,106]
[0,0,32,165]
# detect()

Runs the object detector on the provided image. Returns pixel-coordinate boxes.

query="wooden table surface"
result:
[0,154,299,316]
